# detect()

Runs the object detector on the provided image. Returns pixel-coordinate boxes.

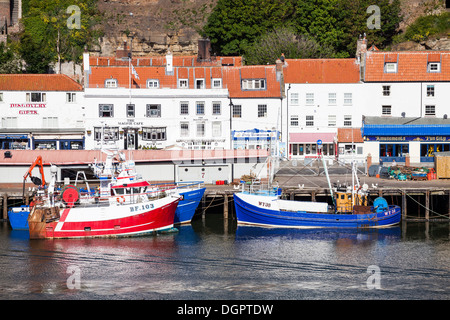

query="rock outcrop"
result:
[94,0,216,56]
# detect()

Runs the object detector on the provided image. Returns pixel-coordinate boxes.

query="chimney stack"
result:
[116,40,131,60]
[356,34,367,81]
[197,38,211,62]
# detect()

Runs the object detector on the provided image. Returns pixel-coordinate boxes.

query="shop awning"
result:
[289,132,336,144]
[362,125,450,136]
[0,134,28,139]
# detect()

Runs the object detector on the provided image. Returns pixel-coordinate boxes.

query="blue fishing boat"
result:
[171,183,206,224]
[8,205,30,230]
[234,159,401,229]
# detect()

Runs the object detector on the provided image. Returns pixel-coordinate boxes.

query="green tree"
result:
[244,27,335,65]
[203,0,296,56]
[335,0,402,55]
[19,0,103,73]
[293,0,344,50]
[203,0,402,58]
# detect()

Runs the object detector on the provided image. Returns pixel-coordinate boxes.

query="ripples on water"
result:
[0,214,449,300]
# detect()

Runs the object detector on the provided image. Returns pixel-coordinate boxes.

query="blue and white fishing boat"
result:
[234,157,401,229]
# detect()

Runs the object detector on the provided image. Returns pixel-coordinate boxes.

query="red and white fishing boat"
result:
[28,151,180,239]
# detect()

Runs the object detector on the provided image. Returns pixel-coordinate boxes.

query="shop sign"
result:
[365,136,450,142]
[10,103,46,115]
[118,119,143,126]
[232,129,279,140]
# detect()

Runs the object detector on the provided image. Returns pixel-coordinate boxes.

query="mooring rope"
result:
[400,189,450,220]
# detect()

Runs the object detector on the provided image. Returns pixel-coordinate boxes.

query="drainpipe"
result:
[286,84,291,159]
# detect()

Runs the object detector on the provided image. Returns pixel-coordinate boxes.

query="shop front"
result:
[362,117,450,165]
[0,134,30,150]
[289,132,336,160]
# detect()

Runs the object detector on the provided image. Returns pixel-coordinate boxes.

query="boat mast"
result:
[321,148,336,212]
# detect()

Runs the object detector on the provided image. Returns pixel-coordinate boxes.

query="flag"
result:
[131,64,139,80]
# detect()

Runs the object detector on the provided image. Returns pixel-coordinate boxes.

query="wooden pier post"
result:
[2,195,7,220]
[202,195,206,221]
[402,190,407,220]
[425,191,430,221]
[223,195,228,220]
[311,191,316,202]
[223,194,229,234]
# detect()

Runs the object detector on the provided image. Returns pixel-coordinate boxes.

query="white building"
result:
[282,43,450,166]
[0,74,84,150]
[83,50,284,153]
[83,52,237,151]
[361,50,450,165]
[283,58,365,163]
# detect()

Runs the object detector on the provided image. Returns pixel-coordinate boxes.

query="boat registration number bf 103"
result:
[129,204,154,213]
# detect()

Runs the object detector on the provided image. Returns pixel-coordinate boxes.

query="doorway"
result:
[124,128,138,150]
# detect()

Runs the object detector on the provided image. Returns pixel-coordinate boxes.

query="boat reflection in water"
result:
[235,225,401,242]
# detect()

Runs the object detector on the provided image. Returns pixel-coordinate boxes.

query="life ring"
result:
[116,196,125,204]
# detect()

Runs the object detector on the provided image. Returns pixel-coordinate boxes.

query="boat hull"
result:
[234,193,401,229]
[174,187,206,224]
[28,196,179,239]
[8,206,30,230]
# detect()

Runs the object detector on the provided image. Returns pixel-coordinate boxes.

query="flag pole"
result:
[129,53,132,104]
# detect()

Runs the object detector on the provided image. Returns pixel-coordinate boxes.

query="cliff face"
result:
[94,0,217,56]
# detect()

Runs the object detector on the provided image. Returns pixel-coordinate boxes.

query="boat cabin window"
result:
[114,188,125,195]
[133,187,141,194]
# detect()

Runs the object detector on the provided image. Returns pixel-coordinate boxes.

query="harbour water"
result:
[0,211,449,300]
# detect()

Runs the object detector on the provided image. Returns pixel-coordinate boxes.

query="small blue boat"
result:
[153,181,205,224]
[8,205,30,230]
[174,186,206,224]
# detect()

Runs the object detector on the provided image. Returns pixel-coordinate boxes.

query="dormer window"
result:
[384,62,397,73]
[427,62,441,73]
[146,79,159,88]
[195,79,205,89]
[105,79,118,88]
[178,79,188,89]
[212,78,222,89]
[241,79,266,90]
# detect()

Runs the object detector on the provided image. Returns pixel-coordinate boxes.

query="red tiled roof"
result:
[0,74,83,91]
[364,51,450,82]
[337,128,364,143]
[88,66,178,88]
[222,66,282,98]
[87,64,282,98]
[284,59,360,84]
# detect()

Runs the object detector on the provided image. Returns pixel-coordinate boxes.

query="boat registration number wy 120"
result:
[258,201,271,208]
